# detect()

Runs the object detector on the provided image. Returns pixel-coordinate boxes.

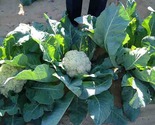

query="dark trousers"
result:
[66,0,108,25]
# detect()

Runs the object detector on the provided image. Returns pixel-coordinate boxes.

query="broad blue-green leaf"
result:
[0,99,4,108]
[61,15,95,57]
[142,12,155,36]
[32,22,47,32]
[60,15,82,48]
[122,74,151,108]
[54,69,113,99]
[104,107,128,125]
[60,14,77,47]
[39,34,68,62]
[0,103,18,116]
[53,72,82,97]
[148,53,155,66]
[23,103,44,122]
[71,33,96,60]
[0,95,18,116]
[80,70,113,99]
[61,15,96,59]
[41,92,74,125]
[122,47,150,70]
[133,67,155,85]
[15,64,57,82]
[94,3,129,66]
[26,53,42,68]
[80,79,112,99]
[88,91,113,125]
[14,38,41,54]
[142,36,155,55]
[69,97,87,125]
[3,24,43,60]
[30,82,64,105]
[91,58,113,73]
[122,87,141,121]
[5,54,28,68]
[4,116,25,125]
[150,84,155,90]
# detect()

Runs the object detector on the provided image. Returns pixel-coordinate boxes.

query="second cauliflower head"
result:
[0,64,27,97]
[62,50,91,77]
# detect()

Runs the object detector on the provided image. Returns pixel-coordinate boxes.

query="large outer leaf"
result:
[5,54,28,68]
[39,34,69,62]
[4,116,25,125]
[94,3,129,66]
[80,70,113,99]
[88,91,113,125]
[142,12,155,36]
[26,82,64,105]
[141,36,155,66]
[61,15,96,59]
[60,15,81,46]
[54,72,82,97]
[142,36,155,55]
[15,64,57,82]
[23,103,44,122]
[0,95,19,116]
[41,92,74,125]
[122,47,150,70]
[122,74,151,108]
[132,67,155,85]
[122,87,140,121]
[3,24,43,61]
[91,57,113,72]
[54,69,113,99]
[104,107,128,125]
[69,97,87,125]
[80,79,112,99]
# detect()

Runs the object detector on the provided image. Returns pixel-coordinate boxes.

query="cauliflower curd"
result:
[0,64,26,97]
[62,50,91,77]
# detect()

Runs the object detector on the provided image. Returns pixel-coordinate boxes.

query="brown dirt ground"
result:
[0,0,155,125]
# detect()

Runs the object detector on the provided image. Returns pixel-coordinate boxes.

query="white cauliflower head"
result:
[62,50,91,77]
[0,64,27,97]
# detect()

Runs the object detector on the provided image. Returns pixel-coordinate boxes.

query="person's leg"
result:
[88,0,108,17]
[66,0,83,26]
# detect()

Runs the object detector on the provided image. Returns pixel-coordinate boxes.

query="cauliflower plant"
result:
[62,50,91,77]
[0,64,27,97]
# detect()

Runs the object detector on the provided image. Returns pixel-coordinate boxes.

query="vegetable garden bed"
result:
[0,0,155,125]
